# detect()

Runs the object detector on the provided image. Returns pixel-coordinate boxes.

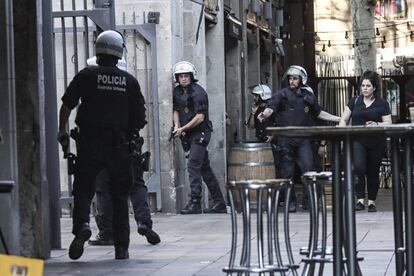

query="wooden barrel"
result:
[228,142,276,181]
[227,142,276,211]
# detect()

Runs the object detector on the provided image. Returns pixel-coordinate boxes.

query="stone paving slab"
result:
[44,206,397,276]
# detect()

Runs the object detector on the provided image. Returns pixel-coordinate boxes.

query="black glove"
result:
[57,132,69,158]
[303,94,315,105]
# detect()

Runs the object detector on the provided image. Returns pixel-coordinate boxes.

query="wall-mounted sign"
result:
[227,14,242,41]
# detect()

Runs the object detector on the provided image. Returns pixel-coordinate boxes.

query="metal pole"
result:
[391,137,405,275]
[83,0,90,65]
[239,0,246,141]
[43,0,62,250]
[331,139,343,275]
[344,135,357,275]
[404,137,413,275]
[109,0,116,29]
[71,0,79,74]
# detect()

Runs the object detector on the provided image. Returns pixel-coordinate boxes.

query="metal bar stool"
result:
[300,172,332,276]
[223,179,299,275]
[300,172,363,276]
[0,180,14,255]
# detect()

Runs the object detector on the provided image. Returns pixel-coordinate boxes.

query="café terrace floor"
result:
[45,188,397,276]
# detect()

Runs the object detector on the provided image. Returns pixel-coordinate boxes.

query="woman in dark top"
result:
[339,71,392,212]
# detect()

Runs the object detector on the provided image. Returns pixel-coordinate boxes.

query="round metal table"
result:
[267,124,414,276]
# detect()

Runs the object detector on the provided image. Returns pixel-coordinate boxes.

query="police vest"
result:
[62,65,145,131]
[173,83,210,133]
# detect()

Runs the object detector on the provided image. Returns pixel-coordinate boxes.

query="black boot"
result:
[115,246,129,260]
[288,200,297,213]
[204,202,227,214]
[88,233,114,246]
[180,199,202,214]
[137,222,161,245]
[69,223,92,260]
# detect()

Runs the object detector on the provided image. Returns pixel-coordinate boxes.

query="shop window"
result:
[375,0,407,20]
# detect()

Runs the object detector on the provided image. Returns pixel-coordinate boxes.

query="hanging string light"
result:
[313,21,414,49]
[315,32,413,48]
[310,21,413,34]
[317,30,412,44]
[322,44,326,52]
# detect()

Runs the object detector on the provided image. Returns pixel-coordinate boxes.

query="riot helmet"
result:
[95,30,124,59]
[283,65,308,85]
[251,84,272,101]
[173,61,198,82]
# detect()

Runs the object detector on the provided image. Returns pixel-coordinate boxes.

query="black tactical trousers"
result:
[187,139,225,204]
[271,142,281,177]
[72,128,132,248]
[94,160,152,238]
[277,137,314,201]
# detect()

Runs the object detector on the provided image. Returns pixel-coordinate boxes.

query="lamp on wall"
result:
[281,31,290,40]
[275,38,285,56]
[147,12,160,24]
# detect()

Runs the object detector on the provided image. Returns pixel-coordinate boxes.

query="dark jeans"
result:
[187,138,225,204]
[353,141,385,201]
[72,127,131,248]
[95,159,152,238]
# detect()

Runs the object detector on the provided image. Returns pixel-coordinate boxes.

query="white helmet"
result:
[173,61,198,82]
[251,84,272,101]
[95,30,124,59]
[283,65,308,85]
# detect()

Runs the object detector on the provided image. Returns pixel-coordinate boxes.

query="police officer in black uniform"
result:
[247,84,275,142]
[57,30,146,260]
[247,84,282,176]
[172,61,227,214]
[258,65,340,212]
[83,57,160,247]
